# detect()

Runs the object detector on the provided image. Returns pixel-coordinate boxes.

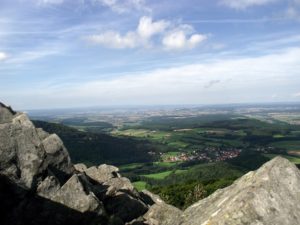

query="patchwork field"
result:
[31,105,300,209]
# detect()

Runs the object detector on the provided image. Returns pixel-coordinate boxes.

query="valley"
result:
[29,103,300,208]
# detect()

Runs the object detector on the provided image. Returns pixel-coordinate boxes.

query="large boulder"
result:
[0,103,74,189]
[182,156,300,225]
[77,163,148,223]
[51,174,105,215]
[142,190,183,225]
[84,164,121,183]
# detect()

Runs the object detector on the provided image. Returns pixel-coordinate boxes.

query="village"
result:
[156,147,242,163]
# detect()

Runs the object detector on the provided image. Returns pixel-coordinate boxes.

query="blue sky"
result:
[0,0,300,109]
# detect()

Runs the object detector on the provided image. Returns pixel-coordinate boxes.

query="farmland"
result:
[111,112,300,208]
[30,103,300,208]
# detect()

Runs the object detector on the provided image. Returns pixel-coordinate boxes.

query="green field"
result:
[153,161,179,167]
[133,181,147,191]
[143,170,173,180]
[270,141,300,150]
[175,169,188,174]
[273,134,285,138]
[113,129,171,140]
[113,126,248,155]
[119,163,145,170]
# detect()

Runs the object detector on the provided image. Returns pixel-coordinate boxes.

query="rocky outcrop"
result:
[0,106,74,189]
[1,102,300,225]
[0,102,160,225]
[142,190,182,225]
[75,163,148,223]
[181,156,300,225]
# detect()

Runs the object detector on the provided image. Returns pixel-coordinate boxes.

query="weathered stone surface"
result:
[104,177,137,196]
[0,103,108,225]
[74,163,88,172]
[182,156,300,225]
[36,174,61,199]
[81,163,148,223]
[52,174,105,215]
[36,127,50,140]
[0,123,19,179]
[85,164,120,183]
[142,191,183,225]
[42,133,74,176]
[9,114,46,188]
[0,103,74,189]
[0,102,16,123]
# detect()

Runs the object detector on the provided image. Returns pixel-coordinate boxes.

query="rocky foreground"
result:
[1,102,300,225]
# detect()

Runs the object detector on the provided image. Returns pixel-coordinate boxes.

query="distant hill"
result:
[32,120,154,165]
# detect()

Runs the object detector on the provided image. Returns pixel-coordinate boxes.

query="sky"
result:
[0,0,300,110]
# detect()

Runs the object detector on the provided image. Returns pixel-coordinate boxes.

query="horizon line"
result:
[22,101,300,112]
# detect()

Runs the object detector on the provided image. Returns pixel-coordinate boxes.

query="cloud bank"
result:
[86,16,207,50]
[5,47,300,109]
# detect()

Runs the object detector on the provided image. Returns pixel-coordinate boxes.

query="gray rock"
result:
[0,110,74,189]
[0,102,16,123]
[36,127,50,140]
[10,114,47,188]
[83,164,138,198]
[74,163,88,172]
[0,123,19,179]
[104,177,137,196]
[85,164,120,183]
[142,190,183,225]
[36,174,61,199]
[42,133,74,176]
[52,174,106,215]
[81,163,147,223]
[182,156,300,225]
[144,204,182,225]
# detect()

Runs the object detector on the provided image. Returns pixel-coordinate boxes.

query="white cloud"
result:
[86,17,206,50]
[86,31,139,48]
[162,31,207,50]
[9,47,300,109]
[86,16,168,49]
[221,0,279,9]
[58,48,300,105]
[0,52,8,61]
[95,0,149,13]
[137,16,169,39]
